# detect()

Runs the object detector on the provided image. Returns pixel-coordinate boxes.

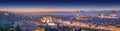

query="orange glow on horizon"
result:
[0,8,75,13]
[1,8,120,13]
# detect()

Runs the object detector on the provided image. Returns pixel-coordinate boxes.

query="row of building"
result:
[75,10,119,20]
[98,11,118,18]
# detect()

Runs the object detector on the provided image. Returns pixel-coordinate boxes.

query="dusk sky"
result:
[0,0,120,12]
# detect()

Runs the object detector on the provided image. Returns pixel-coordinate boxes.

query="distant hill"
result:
[1,10,120,17]
[20,10,120,17]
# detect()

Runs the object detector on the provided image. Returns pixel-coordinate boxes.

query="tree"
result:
[15,25,21,31]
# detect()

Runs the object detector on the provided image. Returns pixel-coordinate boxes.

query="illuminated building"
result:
[75,10,88,20]
[109,11,118,18]
[4,12,9,16]
[110,11,117,17]
[98,11,105,18]
[75,10,79,18]
[0,11,9,16]
[41,16,53,23]
[33,21,39,26]
[98,11,118,18]
[46,23,57,28]
[40,28,45,31]
[47,23,57,26]
[34,27,45,31]
[57,19,63,22]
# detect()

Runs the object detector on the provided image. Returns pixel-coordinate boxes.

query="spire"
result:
[76,10,79,14]
[76,10,79,17]
[99,11,105,18]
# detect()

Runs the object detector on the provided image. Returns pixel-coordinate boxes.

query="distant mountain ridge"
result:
[1,10,120,16]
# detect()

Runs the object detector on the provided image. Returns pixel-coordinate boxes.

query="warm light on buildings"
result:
[33,21,39,26]
[47,23,57,26]
[0,11,9,16]
[41,16,53,23]
[75,10,88,20]
[4,12,9,16]
[57,19,63,22]
[34,27,45,31]
[98,11,105,18]
[98,11,118,18]
[110,11,117,17]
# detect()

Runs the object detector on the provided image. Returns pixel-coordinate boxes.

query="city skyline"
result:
[0,0,120,31]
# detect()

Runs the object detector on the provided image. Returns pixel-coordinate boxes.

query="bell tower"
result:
[75,10,79,17]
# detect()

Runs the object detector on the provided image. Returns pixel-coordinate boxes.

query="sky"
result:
[0,0,120,12]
